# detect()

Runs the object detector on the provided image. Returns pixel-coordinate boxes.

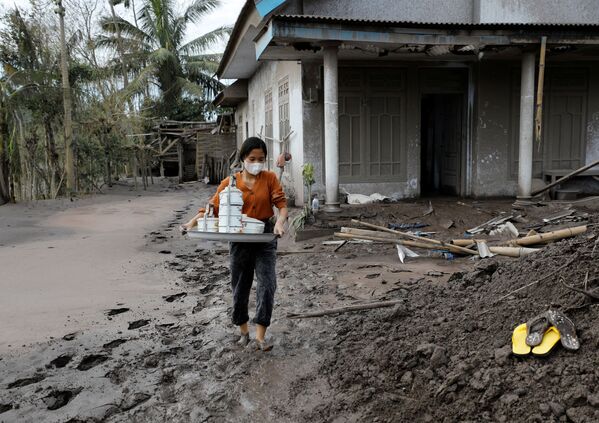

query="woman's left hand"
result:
[274,221,286,236]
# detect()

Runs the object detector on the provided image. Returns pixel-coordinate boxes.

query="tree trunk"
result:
[45,119,59,196]
[108,1,131,94]
[56,1,76,193]
[0,98,10,205]
[102,129,112,187]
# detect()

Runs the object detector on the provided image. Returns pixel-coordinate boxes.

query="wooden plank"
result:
[160,139,179,155]
[177,141,184,184]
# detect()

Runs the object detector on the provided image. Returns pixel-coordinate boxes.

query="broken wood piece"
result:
[506,225,587,246]
[287,300,404,319]
[488,246,541,257]
[351,220,478,255]
[531,159,599,196]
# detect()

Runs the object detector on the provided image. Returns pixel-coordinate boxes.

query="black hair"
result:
[239,137,267,161]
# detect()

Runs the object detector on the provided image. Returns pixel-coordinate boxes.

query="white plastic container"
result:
[242,216,265,234]
[197,217,219,232]
[218,205,243,217]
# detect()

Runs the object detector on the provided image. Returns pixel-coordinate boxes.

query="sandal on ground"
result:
[525,312,550,347]
[547,309,580,351]
[237,333,250,347]
[247,339,273,352]
[531,326,561,357]
[512,323,531,356]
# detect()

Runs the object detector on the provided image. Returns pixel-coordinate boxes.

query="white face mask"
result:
[244,161,264,175]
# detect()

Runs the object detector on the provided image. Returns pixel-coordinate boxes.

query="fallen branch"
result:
[287,300,403,319]
[494,255,578,303]
[560,276,599,301]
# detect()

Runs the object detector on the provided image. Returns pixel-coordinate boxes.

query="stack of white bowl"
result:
[197,216,219,232]
[218,184,243,233]
[242,216,265,234]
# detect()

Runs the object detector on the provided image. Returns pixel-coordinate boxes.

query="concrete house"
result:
[215,0,599,209]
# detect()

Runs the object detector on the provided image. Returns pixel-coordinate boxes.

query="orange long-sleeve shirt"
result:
[201,171,287,221]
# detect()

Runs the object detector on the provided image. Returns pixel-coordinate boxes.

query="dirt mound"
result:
[283,227,599,423]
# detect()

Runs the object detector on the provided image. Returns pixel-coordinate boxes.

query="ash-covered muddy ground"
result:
[1,181,598,422]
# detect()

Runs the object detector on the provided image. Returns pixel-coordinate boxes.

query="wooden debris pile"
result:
[335,212,590,259]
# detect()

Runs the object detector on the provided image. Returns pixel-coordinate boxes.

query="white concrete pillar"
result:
[518,52,535,199]
[323,45,341,212]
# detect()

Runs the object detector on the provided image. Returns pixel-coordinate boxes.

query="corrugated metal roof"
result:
[276,14,599,28]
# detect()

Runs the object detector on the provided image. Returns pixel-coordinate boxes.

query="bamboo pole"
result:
[335,232,476,254]
[506,225,586,246]
[352,220,478,255]
[535,36,547,148]
[488,246,541,257]
[453,239,477,247]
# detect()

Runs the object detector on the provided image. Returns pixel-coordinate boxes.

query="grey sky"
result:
[0,0,245,53]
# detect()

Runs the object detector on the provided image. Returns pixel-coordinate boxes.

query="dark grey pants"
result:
[229,227,277,327]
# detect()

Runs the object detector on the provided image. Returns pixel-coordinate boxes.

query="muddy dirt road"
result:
[1,181,598,422]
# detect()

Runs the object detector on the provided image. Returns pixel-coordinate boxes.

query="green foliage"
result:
[99,0,231,119]
[302,163,315,187]
[0,0,229,203]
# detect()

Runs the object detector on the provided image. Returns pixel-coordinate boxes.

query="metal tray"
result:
[186,230,278,243]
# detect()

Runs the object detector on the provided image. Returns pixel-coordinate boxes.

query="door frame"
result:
[418,66,471,197]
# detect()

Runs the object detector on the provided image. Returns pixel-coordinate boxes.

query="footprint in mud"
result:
[43,388,81,410]
[163,292,187,302]
[105,308,130,316]
[120,392,151,411]
[128,319,150,330]
[0,403,13,414]
[77,355,109,371]
[103,339,128,349]
[62,332,79,341]
[47,355,72,369]
[7,374,45,389]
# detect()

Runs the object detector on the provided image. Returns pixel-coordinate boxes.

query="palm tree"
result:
[98,0,230,118]
[54,0,76,192]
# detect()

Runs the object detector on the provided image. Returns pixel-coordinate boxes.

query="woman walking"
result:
[183,137,288,351]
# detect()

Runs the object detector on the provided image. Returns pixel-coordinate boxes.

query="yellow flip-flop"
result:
[531,326,561,356]
[512,323,531,356]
